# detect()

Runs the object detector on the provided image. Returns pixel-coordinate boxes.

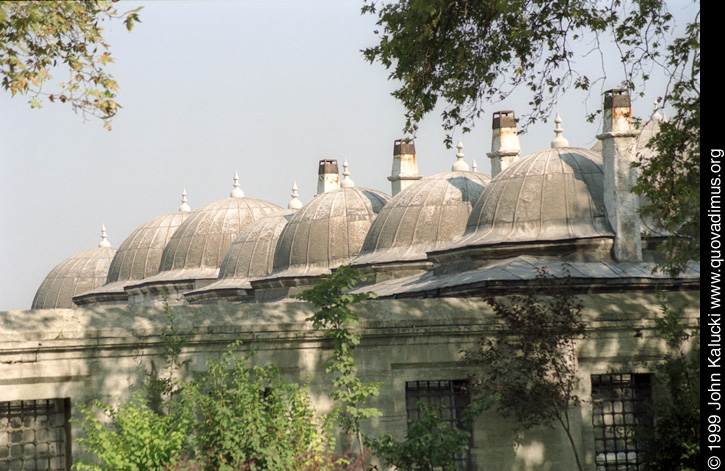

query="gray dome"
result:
[217,213,292,281]
[271,187,390,277]
[72,210,193,305]
[458,147,613,247]
[183,212,292,302]
[108,211,192,283]
[354,171,491,266]
[32,244,116,309]
[152,196,284,281]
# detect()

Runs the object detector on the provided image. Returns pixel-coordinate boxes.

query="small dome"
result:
[354,170,491,265]
[271,187,390,277]
[184,212,293,302]
[107,211,192,284]
[219,212,292,281]
[73,192,194,306]
[32,231,117,309]
[459,146,613,247]
[154,196,283,281]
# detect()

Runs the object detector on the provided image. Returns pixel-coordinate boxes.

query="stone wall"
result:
[0,291,700,470]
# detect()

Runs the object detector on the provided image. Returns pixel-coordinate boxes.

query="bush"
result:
[74,342,343,471]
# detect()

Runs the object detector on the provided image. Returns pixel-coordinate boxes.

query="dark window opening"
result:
[591,374,652,471]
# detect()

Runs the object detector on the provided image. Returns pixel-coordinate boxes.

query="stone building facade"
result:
[1,90,700,470]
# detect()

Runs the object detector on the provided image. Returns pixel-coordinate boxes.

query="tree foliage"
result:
[73,308,354,471]
[0,0,141,129]
[632,17,700,276]
[638,295,700,470]
[74,390,191,471]
[362,0,695,141]
[362,0,700,275]
[292,266,382,462]
[371,403,472,471]
[182,343,337,471]
[462,266,587,471]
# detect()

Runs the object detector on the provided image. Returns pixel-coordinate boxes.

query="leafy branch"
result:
[0,1,142,129]
[293,265,382,466]
[462,265,587,471]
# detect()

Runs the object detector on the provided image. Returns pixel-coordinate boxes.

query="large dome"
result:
[457,146,613,248]
[154,196,283,281]
[128,176,284,291]
[271,187,390,278]
[354,170,490,266]
[32,228,117,309]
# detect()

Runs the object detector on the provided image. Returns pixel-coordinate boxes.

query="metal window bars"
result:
[591,374,652,471]
[0,399,71,471]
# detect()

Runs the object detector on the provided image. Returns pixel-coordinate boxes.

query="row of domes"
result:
[33,101,662,309]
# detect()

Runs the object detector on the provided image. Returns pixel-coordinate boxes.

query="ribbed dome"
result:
[219,212,292,281]
[154,196,283,280]
[459,147,613,247]
[354,171,490,265]
[271,187,390,277]
[183,213,293,303]
[32,240,116,309]
[108,211,192,283]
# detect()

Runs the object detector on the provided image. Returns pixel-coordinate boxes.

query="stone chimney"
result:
[597,89,642,262]
[317,159,340,195]
[487,111,521,177]
[388,139,422,196]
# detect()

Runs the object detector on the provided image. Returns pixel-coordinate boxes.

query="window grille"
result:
[405,380,471,471]
[0,399,71,471]
[591,374,652,471]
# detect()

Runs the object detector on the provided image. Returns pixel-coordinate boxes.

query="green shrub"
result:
[74,390,191,471]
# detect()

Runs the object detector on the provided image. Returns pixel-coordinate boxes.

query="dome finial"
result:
[551,112,569,148]
[452,139,469,171]
[341,159,355,188]
[651,97,663,121]
[99,224,112,248]
[288,181,303,210]
[230,170,245,198]
[179,188,191,212]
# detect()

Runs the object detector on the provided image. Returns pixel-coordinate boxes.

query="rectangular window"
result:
[591,374,652,471]
[0,398,72,471]
[405,380,471,471]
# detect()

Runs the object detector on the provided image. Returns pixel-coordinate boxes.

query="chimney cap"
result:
[318,159,339,174]
[492,110,516,130]
[604,89,631,109]
[394,138,416,156]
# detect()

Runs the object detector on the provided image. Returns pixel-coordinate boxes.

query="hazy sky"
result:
[0,0,691,311]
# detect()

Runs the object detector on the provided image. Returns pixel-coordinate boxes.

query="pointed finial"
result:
[99,224,112,248]
[179,188,191,212]
[288,181,303,210]
[341,159,355,188]
[551,112,569,148]
[452,139,469,171]
[230,170,245,198]
[651,97,663,121]
[472,159,478,173]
